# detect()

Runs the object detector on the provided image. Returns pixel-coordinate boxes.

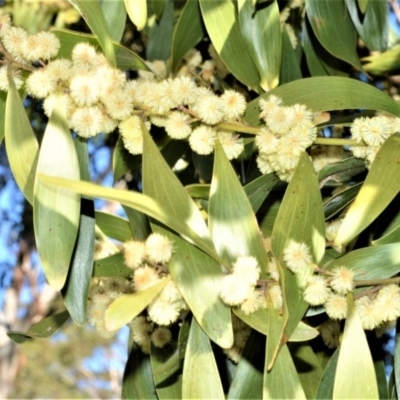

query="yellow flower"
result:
[283,240,312,273]
[189,125,216,155]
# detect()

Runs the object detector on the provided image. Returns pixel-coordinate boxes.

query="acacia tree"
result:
[1,0,400,398]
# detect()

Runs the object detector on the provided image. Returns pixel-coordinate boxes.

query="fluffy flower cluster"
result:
[219,256,266,314]
[255,95,318,181]
[349,114,400,168]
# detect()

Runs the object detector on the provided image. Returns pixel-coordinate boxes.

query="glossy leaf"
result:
[182,317,225,400]
[122,345,158,400]
[238,0,281,91]
[171,0,204,72]
[5,81,39,205]
[93,252,132,279]
[95,211,133,242]
[62,139,94,326]
[125,0,147,31]
[335,134,400,246]
[105,278,170,331]
[69,0,116,66]
[305,0,363,70]
[8,311,70,344]
[199,0,261,92]
[146,0,173,61]
[209,142,269,271]
[333,294,379,399]
[263,344,306,399]
[101,0,127,42]
[53,29,149,72]
[37,174,220,264]
[323,183,362,219]
[345,0,388,51]
[227,330,264,400]
[33,95,81,291]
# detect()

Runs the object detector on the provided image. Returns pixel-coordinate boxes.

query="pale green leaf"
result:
[335,134,400,246]
[333,294,379,399]
[33,95,80,290]
[358,0,368,13]
[171,0,204,72]
[105,278,170,331]
[123,205,150,241]
[5,82,38,205]
[101,0,127,42]
[199,0,261,92]
[182,318,225,400]
[238,0,281,90]
[93,252,132,279]
[0,91,6,143]
[95,211,133,242]
[69,0,116,66]
[362,47,400,76]
[305,0,363,70]
[125,0,147,31]
[209,142,269,271]
[245,77,400,126]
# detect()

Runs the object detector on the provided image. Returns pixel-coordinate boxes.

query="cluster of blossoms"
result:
[255,95,318,181]
[350,114,400,168]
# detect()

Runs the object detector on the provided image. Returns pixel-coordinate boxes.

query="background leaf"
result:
[101,0,127,42]
[95,211,133,243]
[93,252,132,279]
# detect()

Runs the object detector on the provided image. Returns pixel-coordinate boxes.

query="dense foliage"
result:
[2,0,400,398]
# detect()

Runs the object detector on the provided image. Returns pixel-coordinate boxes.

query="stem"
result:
[314,137,360,146]
[354,277,400,287]
[217,122,259,134]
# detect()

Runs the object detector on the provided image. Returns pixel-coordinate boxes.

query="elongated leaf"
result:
[318,157,366,183]
[238,0,281,90]
[8,311,70,344]
[101,0,127,42]
[34,96,80,290]
[209,143,269,271]
[305,0,363,70]
[323,183,362,219]
[245,77,400,126]
[315,348,339,399]
[62,139,94,326]
[335,134,400,246]
[95,211,133,242]
[53,29,149,72]
[93,252,132,279]
[151,0,165,20]
[5,82,39,205]
[345,0,388,51]
[263,344,306,399]
[227,330,264,400]
[333,294,379,399]
[105,278,169,331]
[245,173,279,213]
[395,320,400,398]
[0,91,6,143]
[171,0,204,72]
[152,348,181,385]
[199,0,261,92]
[375,359,389,400]
[38,175,221,265]
[182,318,225,400]
[362,47,400,76]
[69,0,116,66]
[123,205,150,241]
[125,0,147,31]
[122,345,158,400]
[146,0,173,61]
[358,0,368,13]
[280,24,302,84]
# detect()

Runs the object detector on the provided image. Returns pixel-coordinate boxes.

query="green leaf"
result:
[305,0,363,70]
[37,174,220,264]
[333,294,379,399]
[323,183,362,220]
[318,157,366,184]
[280,24,302,84]
[69,0,116,66]
[199,0,261,92]
[101,0,127,42]
[244,173,279,213]
[151,0,165,20]
[335,134,400,246]
[171,0,204,72]
[105,278,170,331]
[33,95,81,290]
[93,252,132,279]
[362,47,400,76]
[238,0,281,90]
[345,0,388,51]
[394,320,400,398]
[245,77,400,126]
[0,91,6,144]
[5,81,39,205]
[358,0,368,13]
[53,29,149,72]
[8,311,70,344]
[123,205,150,241]
[122,345,158,400]
[95,211,133,242]
[146,0,174,61]
[263,344,307,399]
[227,330,264,400]
[185,184,211,200]
[112,135,142,182]
[209,143,269,271]
[315,348,339,399]
[125,0,147,31]
[62,139,94,326]
[375,359,389,400]
[182,317,225,400]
